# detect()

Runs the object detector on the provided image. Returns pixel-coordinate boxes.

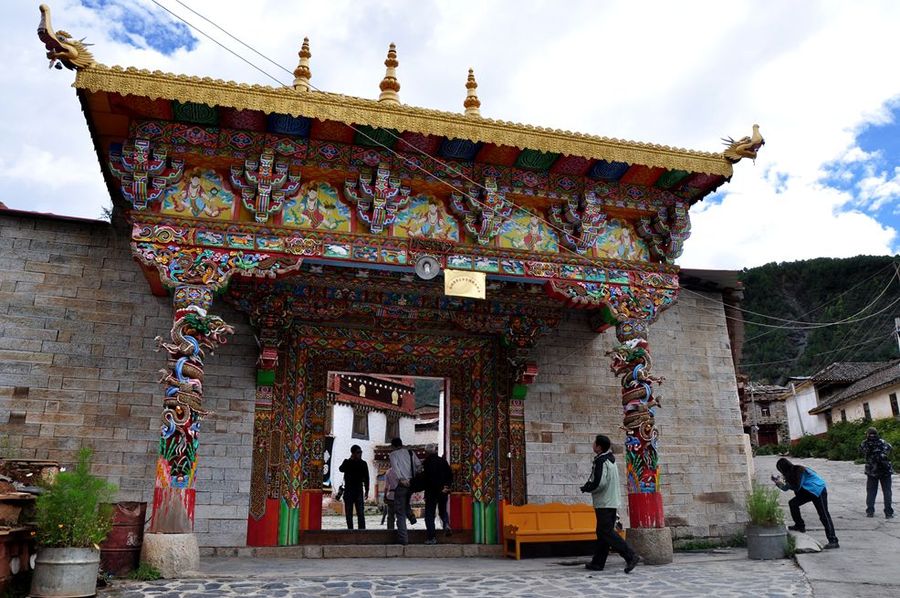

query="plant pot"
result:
[30,546,100,597]
[746,525,787,560]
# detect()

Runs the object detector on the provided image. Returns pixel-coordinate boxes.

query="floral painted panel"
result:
[161,168,235,220]
[283,181,351,231]
[498,211,558,253]
[393,195,459,241]
[593,218,650,262]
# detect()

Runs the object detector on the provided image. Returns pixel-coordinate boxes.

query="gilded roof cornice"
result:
[76,65,734,177]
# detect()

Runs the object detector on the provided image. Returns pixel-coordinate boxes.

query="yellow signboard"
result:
[444,269,486,300]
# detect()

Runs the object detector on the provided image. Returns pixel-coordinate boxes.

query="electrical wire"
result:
[743,261,897,343]
[149,1,900,336]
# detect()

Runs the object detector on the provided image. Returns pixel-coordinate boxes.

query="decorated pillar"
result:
[607,318,672,564]
[150,285,234,533]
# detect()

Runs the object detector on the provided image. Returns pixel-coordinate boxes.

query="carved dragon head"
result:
[38,4,95,71]
[607,337,650,376]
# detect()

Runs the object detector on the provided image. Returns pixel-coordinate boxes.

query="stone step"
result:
[202,544,503,559]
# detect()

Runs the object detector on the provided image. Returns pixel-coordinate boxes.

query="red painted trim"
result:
[627,492,665,528]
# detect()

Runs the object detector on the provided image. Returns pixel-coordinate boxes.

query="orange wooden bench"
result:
[502,502,598,560]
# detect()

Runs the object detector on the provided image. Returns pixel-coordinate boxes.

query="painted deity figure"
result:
[410,202,450,238]
[523,216,544,251]
[176,174,222,218]
[284,182,349,231]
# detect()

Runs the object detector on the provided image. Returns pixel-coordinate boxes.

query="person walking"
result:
[338,444,369,530]
[772,457,839,549]
[860,426,894,519]
[422,443,453,544]
[388,437,421,546]
[382,466,399,530]
[580,434,640,573]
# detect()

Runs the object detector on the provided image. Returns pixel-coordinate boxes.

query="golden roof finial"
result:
[292,37,312,91]
[378,43,400,104]
[464,68,481,117]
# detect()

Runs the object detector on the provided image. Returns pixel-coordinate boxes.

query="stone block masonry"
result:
[0,212,257,547]
[526,293,751,540]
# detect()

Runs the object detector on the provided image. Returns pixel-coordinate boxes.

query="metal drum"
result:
[100,502,147,576]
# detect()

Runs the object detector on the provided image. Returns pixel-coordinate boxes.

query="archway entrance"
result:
[244,322,527,546]
[321,372,447,532]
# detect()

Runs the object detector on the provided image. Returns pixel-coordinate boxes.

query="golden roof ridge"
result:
[76,63,733,176]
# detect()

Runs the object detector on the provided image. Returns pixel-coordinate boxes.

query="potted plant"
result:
[30,449,116,597]
[745,481,787,560]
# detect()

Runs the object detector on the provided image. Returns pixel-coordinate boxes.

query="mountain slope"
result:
[738,255,899,384]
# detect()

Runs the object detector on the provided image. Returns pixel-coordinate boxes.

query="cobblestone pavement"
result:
[102,556,810,597]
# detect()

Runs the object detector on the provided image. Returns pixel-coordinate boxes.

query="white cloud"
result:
[4,0,899,266]
[856,167,900,211]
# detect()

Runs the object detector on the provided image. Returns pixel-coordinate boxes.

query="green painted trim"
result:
[484,501,498,544]
[511,384,528,400]
[278,499,289,546]
[354,125,399,149]
[173,100,219,125]
[514,148,560,171]
[472,501,483,544]
[257,369,275,386]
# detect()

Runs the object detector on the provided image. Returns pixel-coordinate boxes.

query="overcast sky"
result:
[3,0,899,270]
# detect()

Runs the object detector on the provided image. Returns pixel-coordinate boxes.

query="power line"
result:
[149,1,899,338]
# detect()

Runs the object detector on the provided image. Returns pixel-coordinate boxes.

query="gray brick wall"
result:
[2,211,749,546]
[0,212,256,547]
[525,293,751,540]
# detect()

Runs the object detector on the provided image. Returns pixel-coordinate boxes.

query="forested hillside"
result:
[738,255,900,384]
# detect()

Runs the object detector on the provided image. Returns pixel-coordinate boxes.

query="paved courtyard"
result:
[100,455,898,597]
[102,553,809,597]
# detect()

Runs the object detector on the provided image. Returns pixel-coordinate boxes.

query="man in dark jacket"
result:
[338,444,370,529]
[422,443,453,544]
[580,434,639,573]
[860,427,894,518]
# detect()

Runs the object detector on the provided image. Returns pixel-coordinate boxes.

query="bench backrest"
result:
[503,502,595,533]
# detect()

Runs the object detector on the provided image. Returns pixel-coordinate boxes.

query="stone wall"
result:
[0,212,257,546]
[525,293,751,540]
[1,210,750,545]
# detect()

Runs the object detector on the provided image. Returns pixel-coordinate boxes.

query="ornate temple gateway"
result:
[24,6,762,565]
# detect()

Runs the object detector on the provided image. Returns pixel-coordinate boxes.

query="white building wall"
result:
[785,384,828,440]
[836,383,900,423]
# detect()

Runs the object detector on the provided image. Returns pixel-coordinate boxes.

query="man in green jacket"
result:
[580,434,640,573]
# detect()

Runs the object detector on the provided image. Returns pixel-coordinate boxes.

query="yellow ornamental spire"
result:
[292,37,312,91]
[464,68,481,117]
[378,43,400,104]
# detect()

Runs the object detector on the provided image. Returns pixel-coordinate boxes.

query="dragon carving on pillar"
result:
[607,336,665,527]
[151,303,234,533]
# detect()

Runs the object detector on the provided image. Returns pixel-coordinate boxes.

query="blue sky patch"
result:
[822,101,900,236]
[82,0,197,55]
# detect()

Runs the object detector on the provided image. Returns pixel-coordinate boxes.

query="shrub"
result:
[790,434,828,459]
[755,443,789,456]
[746,482,784,527]
[35,448,117,548]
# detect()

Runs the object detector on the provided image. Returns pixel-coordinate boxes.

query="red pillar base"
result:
[627,492,665,528]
